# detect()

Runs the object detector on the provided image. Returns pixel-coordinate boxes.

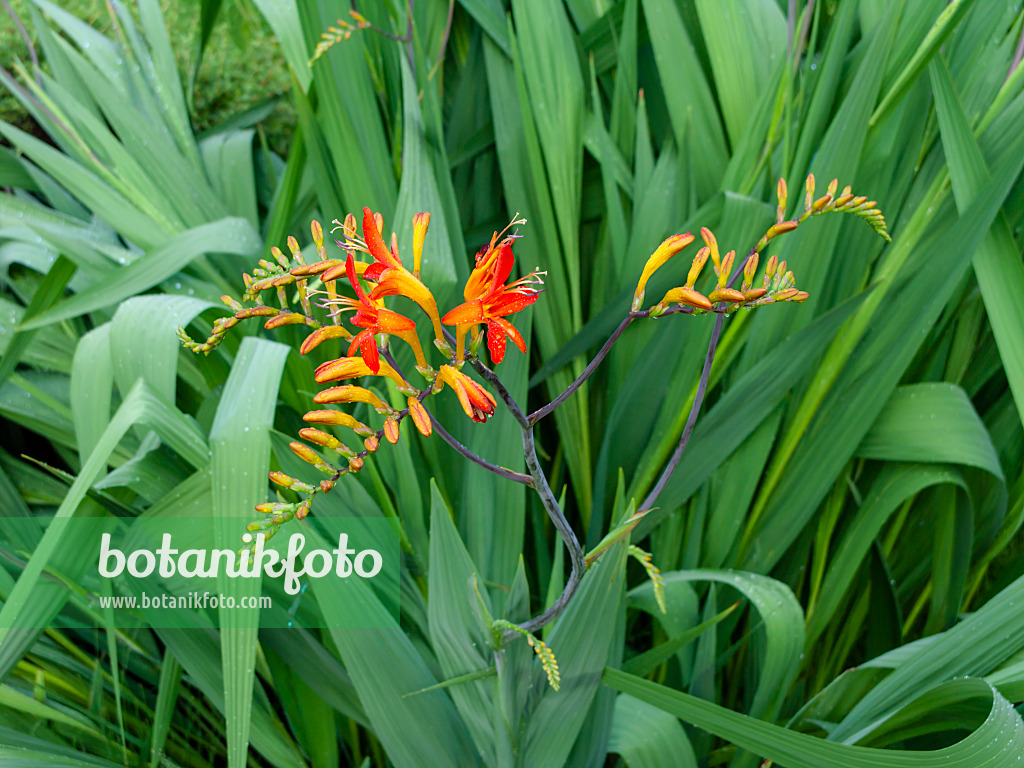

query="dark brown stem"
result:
[639,313,723,511]
[2,0,39,85]
[433,329,584,634]
[638,247,758,512]
[440,326,531,428]
[379,346,532,485]
[527,300,741,426]
[428,414,534,486]
[528,313,642,424]
[794,0,816,74]
[1008,18,1024,82]
[470,357,529,427]
[510,425,585,637]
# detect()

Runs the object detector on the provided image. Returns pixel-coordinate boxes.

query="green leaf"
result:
[856,383,1003,480]
[604,669,1024,766]
[806,464,967,646]
[522,542,627,768]
[0,255,76,389]
[639,0,727,201]
[632,570,802,723]
[692,0,785,149]
[623,599,741,678]
[19,218,260,330]
[634,293,865,537]
[209,337,290,768]
[426,482,504,764]
[609,693,698,768]
[930,54,1024,430]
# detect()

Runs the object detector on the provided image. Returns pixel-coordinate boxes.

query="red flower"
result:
[325,255,417,373]
[442,242,542,363]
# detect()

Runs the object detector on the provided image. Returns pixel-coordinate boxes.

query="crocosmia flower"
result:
[442,241,542,363]
[320,255,421,372]
[438,365,497,422]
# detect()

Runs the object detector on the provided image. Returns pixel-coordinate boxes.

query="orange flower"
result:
[321,255,425,371]
[358,207,403,280]
[437,365,496,422]
[352,208,445,341]
[441,242,541,363]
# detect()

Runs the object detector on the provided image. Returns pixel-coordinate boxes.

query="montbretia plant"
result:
[180,174,888,688]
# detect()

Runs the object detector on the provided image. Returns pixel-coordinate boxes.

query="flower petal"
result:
[363,207,400,267]
[483,242,515,302]
[486,290,539,318]
[441,299,485,325]
[491,316,526,354]
[347,328,373,359]
[486,319,506,364]
[407,397,432,436]
[359,335,380,373]
[346,254,370,305]
[375,308,417,333]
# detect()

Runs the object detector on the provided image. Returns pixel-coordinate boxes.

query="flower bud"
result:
[236,306,278,319]
[303,409,373,436]
[265,312,307,329]
[742,253,759,290]
[708,288,746,304]
[632,233,695,311]
[383,417,400,445]
[270,246,289,268]
[743,287,767,302]
[291,259,343,277]
[412,212,430,278]
[776,178,787,223]
[298,427,345,452]
[686,247,710,288]
[700,227,719,267]
[290,441,321,465]
[717,250,735,287]
[660,287,712,311]
[407,396,432,437]
[269,471,296,488]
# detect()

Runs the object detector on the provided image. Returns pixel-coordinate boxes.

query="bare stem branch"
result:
[429,415,534,486]
[638,246,758,512]
[529,313,641,424]
[1,0,39,84]
[510,425,586,637]
[639,313,723,512]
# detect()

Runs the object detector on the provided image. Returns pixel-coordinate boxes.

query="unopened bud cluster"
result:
[634,175,889,318]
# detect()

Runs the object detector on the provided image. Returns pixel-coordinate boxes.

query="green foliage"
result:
[2,1,1024,767]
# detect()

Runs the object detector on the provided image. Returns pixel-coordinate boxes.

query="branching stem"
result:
[429,416,533,487]
[639,246,758,512]
[510,425,586,637]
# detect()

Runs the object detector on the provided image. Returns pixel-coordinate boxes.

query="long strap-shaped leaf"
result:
[603,668,1023,766]
[209,337,290,768]
[0,379,207,665]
